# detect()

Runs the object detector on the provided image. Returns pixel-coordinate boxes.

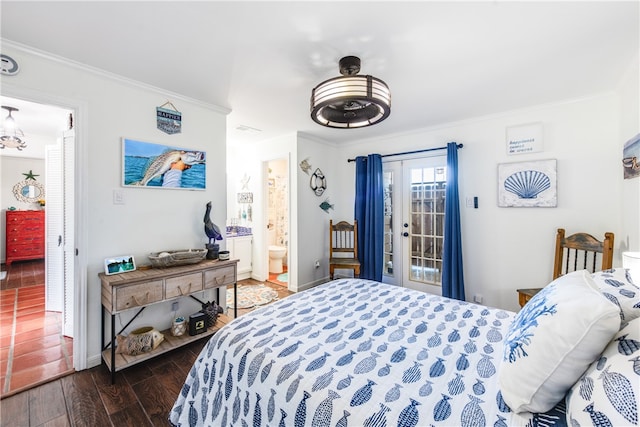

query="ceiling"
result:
[1,1,638,146]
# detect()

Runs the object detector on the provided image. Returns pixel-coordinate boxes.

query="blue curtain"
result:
[354,154,384,281]
[442,142,466,300]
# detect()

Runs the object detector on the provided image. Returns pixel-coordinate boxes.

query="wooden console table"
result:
[99,259,238,384]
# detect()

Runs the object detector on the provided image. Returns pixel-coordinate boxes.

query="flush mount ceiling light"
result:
[310,56,391,129]
[0,106,27,150]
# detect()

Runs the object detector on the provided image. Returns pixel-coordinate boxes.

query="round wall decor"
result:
[0,54,19,76]
[310,168,327,196]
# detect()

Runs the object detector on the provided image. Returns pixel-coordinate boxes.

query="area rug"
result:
[227,284,279,309]
[277,272,288,283]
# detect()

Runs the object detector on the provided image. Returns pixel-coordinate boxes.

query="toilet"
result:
[268,229,287,274]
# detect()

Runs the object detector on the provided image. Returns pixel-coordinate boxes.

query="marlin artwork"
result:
[132,150,205,186]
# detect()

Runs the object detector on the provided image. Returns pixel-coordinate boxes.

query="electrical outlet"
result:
[172,301,179,311]
[314,260,320,268]
[473,294,483,304]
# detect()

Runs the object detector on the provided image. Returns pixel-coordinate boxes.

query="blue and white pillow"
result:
[499,270,620,413]
[593,268,640,326]
[566,317,639,426]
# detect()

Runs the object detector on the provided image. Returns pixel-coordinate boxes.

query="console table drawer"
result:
[115,280,164,311]
[204,266,236,288]
[166,272,203,299]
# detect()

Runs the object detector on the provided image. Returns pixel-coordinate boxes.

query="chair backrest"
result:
[552,228,614,279]
[330,220,358,259]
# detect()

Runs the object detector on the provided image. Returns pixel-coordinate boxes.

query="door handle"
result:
[58,235,62,246]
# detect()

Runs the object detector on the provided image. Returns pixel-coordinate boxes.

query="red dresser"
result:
[5,210,45,265]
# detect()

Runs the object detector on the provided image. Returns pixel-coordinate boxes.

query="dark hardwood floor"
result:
[0,277,292,426]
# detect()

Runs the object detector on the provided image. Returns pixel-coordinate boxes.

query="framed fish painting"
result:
[122,138,206,189]
[497,159,557,207]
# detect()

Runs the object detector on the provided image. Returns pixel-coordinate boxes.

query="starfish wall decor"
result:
[22,170,39,180]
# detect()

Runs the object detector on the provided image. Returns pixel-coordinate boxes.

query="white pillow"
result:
[592,268,640,325]
[499,270,620,413]
[566,317,640,426]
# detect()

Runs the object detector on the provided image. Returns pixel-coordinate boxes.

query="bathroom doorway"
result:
[266,158,289,287]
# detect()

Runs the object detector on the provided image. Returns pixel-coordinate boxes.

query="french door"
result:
[382,156,447,294]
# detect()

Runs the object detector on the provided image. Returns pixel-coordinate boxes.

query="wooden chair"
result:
[329,220,361,280]
[517,228,614,307]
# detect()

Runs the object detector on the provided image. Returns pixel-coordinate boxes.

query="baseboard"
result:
[86,353,102,369]
[297,277,330,292]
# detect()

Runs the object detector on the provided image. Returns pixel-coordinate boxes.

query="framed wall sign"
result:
[498,159,557,207]
[506,122,543,155]
[157,101,182,134]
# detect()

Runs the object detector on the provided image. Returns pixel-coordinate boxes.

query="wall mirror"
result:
[13,179,45,203]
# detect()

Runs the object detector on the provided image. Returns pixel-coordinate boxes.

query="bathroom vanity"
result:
[227,231,252,280]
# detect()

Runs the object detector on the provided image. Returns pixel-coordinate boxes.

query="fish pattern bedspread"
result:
[170,279,567,426]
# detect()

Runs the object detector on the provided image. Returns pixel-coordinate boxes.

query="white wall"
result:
[3,44,228,368]
[295,135,338,289]
[619,55,640,253]
[1,156,45,261]
[335,93,624,312]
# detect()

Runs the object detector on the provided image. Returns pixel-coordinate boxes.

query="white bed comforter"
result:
[170,279,567,427]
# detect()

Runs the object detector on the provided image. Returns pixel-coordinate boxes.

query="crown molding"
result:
[2,39,231,115]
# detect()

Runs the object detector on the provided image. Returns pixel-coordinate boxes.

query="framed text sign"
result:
[506,122,543,155]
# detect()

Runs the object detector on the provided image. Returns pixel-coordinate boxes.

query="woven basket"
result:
[148,249,207,268]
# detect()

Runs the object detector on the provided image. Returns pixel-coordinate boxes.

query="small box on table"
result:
[189,312,207,336]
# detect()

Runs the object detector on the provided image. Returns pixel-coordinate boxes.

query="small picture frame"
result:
[104,255,136,275]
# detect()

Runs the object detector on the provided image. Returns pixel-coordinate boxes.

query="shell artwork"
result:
[504,170,551,199]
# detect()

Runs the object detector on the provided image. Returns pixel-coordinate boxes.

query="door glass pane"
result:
[408,164,447,286]
[383,171,394,277]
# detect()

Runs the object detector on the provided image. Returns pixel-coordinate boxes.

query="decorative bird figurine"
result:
[204,201,223,244]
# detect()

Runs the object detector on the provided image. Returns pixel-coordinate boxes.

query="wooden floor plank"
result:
[131,376,175,426]
[149,361,188,402]
[28,380,67,425]
[96,379,138,416]
[108,401,152,427]
[60,370,111,427]
[41,414,71,427]
[0,391,29,427]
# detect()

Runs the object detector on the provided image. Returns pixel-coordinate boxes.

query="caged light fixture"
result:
[0,106,27,150]
[310,56,391,129]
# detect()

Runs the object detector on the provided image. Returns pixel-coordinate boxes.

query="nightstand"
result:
[516,288,541,308]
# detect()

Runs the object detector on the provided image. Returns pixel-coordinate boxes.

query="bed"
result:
[169,268,640,427]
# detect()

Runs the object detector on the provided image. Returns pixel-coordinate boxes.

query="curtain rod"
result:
[347,142,463,163]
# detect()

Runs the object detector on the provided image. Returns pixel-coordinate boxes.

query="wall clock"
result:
[1,54,19,76]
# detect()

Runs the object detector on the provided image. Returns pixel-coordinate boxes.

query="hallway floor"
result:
[0,261,74,398]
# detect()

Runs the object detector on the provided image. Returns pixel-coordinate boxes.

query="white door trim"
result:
[3,83,89,370]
